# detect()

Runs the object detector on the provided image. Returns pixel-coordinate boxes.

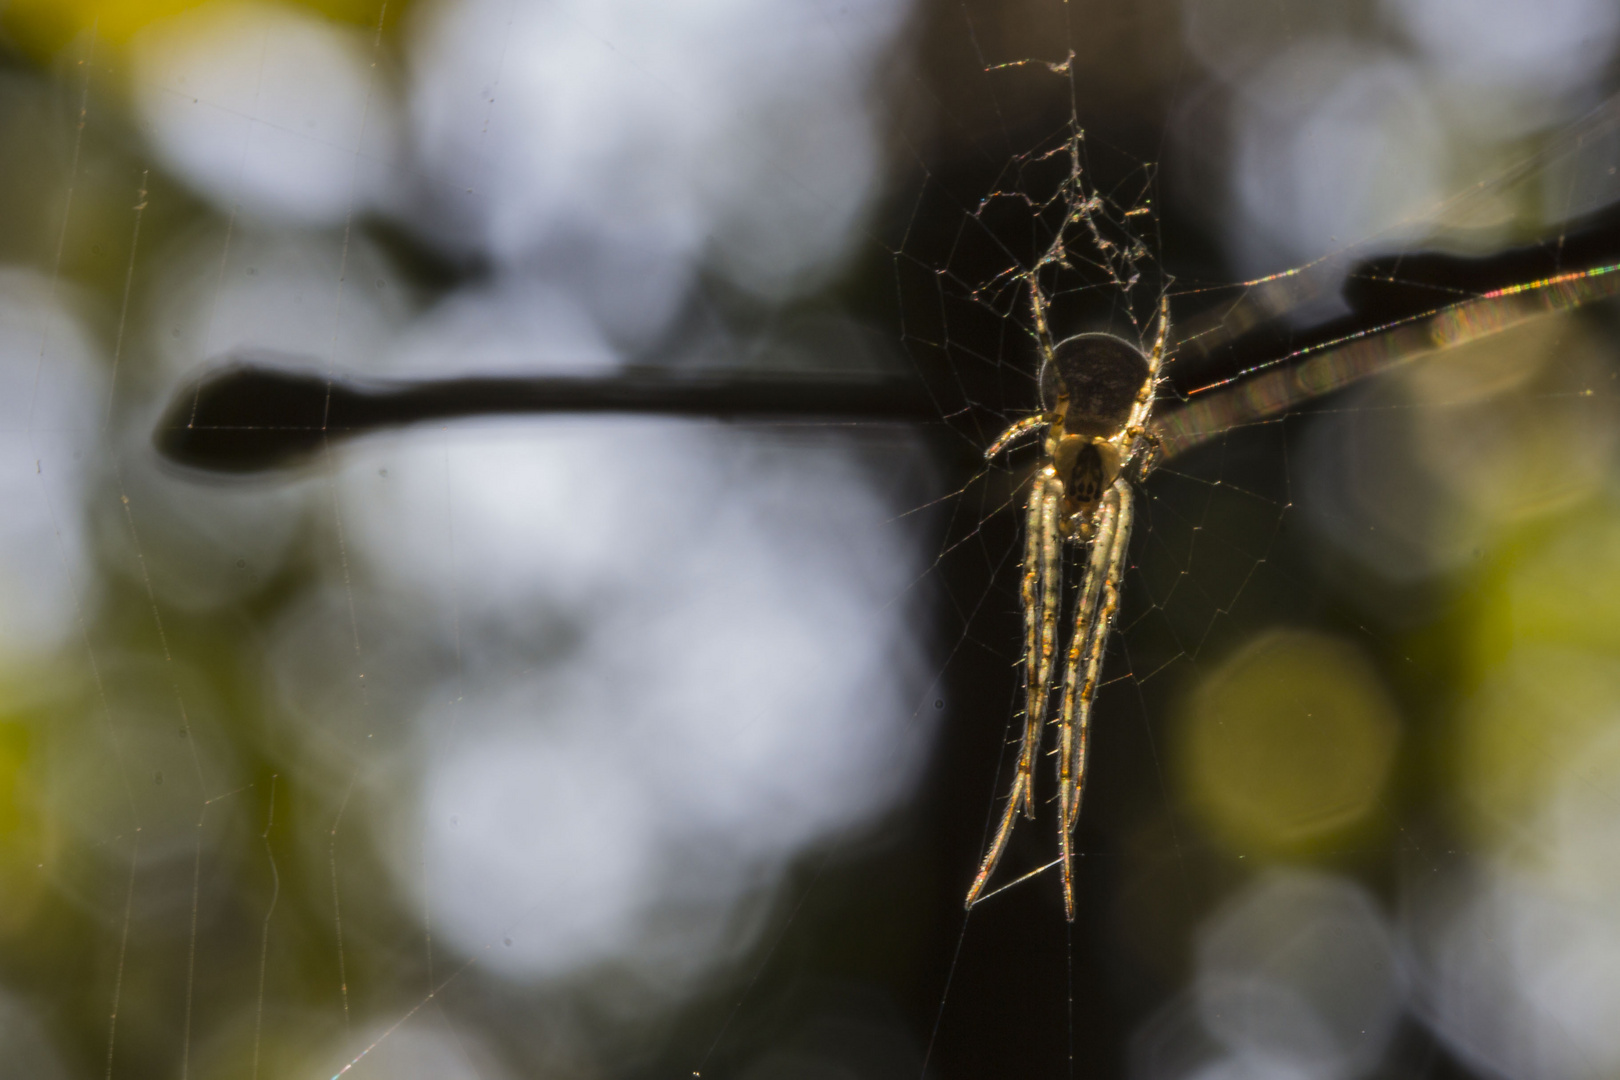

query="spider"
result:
[963,276,1170,920]
[957,98,1620,917]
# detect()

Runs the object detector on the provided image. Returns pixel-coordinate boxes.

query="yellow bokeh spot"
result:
[1449,644,1620,852]
[4,0,393,53]
[9,0,200,47]
[1178,628,1400,855]
[1451,498,1620,854]
[1481,500,1620,662]
[0,716,46,934]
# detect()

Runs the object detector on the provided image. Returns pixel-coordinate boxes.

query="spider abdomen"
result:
[1042,332,1151,438]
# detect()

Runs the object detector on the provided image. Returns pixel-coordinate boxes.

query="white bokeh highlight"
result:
[1194,869,1402,1080]
[0,268,105,665]
[129,0,402,226]
[1411,723,1620,1080]
[1184,0,1620,286]
[1225,42,1447,280]
[399,0,909,338]
[1384,0,1620,99]
[282,418,929,982]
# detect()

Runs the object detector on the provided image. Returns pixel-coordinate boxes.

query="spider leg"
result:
[1029,472,1063,815]
[965,467,1062,909]
[1121,294,1169,447]
[1147,293,1170,381]
[1054,493,1117,912]
[1054,478,1135,920]
[986,413,1050,460]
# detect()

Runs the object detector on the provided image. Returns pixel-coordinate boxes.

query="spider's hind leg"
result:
[1054,478,1135,921]
[965,469,1062,909]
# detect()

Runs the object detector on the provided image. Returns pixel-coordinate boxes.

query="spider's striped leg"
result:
[1119,293,1170,466]
[1027,469,1063,812]
[1053,487,1119,918]
[1055,479,1135,920]
[965,469,1062,909]
[985,413,1049,460]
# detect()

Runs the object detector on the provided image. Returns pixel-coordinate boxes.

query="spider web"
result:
[4,2,1620,1080]
[888,8,1620,1080]
[887,4,1620,1075]
[889,54,1309,1080]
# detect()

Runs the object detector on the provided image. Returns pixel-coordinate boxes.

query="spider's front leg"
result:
[1054,478,1134,921]
[985,413,1052,460]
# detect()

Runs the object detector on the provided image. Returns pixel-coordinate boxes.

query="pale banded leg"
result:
[986,413,1050,460]
[1055,478,1134,920]
[965,468,1062,908]
[1030,471,1062,805]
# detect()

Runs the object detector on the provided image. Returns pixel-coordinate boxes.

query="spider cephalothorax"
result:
[967,299,1168,919]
